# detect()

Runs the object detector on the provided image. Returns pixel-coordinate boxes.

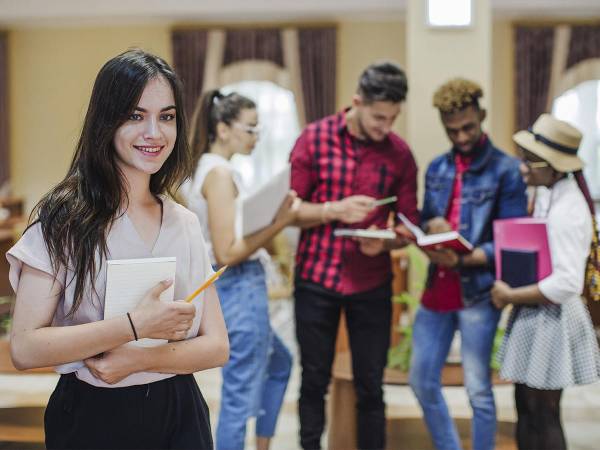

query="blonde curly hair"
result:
[433,78,483,114]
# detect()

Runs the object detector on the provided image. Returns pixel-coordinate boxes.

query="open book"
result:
[104,257,176,347]
[397,213,474,253]
[240,165,290,237]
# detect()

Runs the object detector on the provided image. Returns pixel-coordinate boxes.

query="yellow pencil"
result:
[184,265,228,303]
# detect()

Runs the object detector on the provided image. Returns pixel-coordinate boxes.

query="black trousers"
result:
[514,383,566,450]
[294,280,392,450]
[45,373,213,450]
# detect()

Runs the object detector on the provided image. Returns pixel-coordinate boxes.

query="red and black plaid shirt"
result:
[290,110,419,295]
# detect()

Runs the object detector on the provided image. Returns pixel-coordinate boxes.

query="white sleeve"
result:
[538,203,591,304]
[6,222,66,294]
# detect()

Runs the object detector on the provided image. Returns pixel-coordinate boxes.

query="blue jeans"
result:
[409,301,501,450]
[215,260,292,450]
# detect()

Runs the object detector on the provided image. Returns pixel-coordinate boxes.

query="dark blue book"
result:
[501,249,538,288]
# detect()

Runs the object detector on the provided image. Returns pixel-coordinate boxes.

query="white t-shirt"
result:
[7,197,214,388]
[180,153,266,265]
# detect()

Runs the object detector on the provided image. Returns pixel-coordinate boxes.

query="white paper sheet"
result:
[104,257,176,347]
[241,165,291,237]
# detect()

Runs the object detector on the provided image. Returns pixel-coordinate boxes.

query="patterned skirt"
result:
[497,297,600,390]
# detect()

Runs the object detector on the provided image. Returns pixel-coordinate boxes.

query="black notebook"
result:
[501,249,538,288]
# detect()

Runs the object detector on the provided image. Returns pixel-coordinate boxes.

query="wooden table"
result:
[0,340,53,444]
[328,352,514,450]
[0,229,15,298]
[326,251,516,449]
[0,196,24,298]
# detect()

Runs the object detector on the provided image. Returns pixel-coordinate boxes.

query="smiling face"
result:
[113,76,177,181]
[353,96,401,142]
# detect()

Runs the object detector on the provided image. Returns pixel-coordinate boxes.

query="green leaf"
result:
[392,293,419,308]
[387,334,412,372]
[490,327,505,370]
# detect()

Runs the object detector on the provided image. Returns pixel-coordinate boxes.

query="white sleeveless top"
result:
[180,153,265,265]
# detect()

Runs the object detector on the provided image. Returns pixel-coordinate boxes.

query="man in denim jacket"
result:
[408,79,527,450]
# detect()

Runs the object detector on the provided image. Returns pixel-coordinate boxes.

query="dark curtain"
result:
[171,30,209,119]
[514,26,555,131]
[0,33,8,187]
[567,25,600,70]
[171,26,337,126]
[223,29,283,67]
[298,27,337,124]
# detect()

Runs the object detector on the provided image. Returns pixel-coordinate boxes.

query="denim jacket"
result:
[421,138,528,306]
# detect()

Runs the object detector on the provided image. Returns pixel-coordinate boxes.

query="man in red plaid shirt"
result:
[290,62,419,450]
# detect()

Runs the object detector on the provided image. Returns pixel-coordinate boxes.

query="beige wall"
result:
[8,20,515,211]
[336,20,407,137]
[9,26,171,211]
[490,19,516,155]
[338,19,516,167]
[406,0,492,185]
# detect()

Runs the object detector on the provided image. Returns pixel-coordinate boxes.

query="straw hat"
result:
[513,114,584,172]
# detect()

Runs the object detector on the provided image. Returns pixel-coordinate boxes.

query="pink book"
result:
[493,218,552,281]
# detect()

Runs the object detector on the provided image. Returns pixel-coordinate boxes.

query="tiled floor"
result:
[193,365,600,450]
[2,299,600,449]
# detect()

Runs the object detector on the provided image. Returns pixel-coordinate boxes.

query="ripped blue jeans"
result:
[215,260,292,450]
[409,300,501,450]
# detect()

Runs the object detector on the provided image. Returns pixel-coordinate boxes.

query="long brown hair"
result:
[188,89,255,169]
[30,49,191,317]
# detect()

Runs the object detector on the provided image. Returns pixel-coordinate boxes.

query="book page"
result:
[419,231,461,245]
[104,257,176,347]
[398,213,473,252]
[333,229,397,240]
[397,213,425,240]
[241,165,290,236]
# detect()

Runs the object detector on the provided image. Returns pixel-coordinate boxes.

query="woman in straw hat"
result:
[491,113,600,450]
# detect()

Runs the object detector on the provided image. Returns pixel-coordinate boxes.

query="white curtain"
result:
[552,80,600,205]
[221,80,301,191]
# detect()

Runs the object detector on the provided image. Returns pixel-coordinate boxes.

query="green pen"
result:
[372,196,397,207]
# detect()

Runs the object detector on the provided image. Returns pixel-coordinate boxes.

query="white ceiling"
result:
[0,0,599,27]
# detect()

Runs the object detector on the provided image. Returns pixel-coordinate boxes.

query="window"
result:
[552,80,600,213]
[220,80,301,190]
[427,0,472,28]
[220,80,301,306]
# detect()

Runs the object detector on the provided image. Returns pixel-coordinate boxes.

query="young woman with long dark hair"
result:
[7,49,228,449]
[181,89,298,450]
